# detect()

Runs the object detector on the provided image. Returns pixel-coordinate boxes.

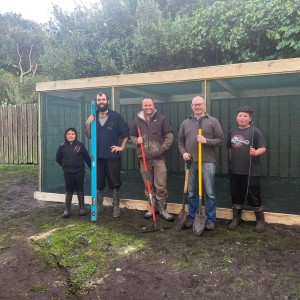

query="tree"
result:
[0,13,49,104]
[0,13,46,82]
[131,0,194,72]
[41,0,137,79]
[188,0,300,66]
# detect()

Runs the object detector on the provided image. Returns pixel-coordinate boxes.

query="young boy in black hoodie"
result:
[56,128,91,218]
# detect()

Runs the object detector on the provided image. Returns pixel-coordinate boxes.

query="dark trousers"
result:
[139,159,168,200]
[64,170,85,193]
[230,172,262,207]
[97,158,121,190]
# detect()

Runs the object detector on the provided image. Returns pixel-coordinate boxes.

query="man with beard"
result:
[85,92,130,218]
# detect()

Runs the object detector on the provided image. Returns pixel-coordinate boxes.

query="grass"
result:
[274,269,298,288]
[0,163,38,176]
[1,164,300,298]
[30,284,49,293]
[0,225,21,247]
[30,222,146,294]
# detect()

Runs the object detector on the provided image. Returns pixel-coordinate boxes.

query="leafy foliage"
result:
[189,0,300,65]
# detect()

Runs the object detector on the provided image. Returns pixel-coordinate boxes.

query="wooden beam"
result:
[216,79,241,97]
[36,58,300,92]
[120,86,170,101]
[203,80,212,113]
[210,86,300,100]
[112,87,120,112]
[34,191,300,225]
[45,90,86,99]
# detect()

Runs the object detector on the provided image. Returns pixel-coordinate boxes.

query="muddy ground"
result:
[0,169,300,300]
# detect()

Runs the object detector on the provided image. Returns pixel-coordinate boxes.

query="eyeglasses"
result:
[192,103,205,107]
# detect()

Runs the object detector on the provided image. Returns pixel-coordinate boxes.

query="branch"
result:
[22,45,34,77]
[12,43,23,71]
[12,44,37,82]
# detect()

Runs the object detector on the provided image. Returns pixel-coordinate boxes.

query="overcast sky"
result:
[0,0,99,23]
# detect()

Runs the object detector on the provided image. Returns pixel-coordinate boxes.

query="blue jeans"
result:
[188,162,217,224]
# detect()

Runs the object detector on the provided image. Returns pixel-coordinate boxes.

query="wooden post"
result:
[111,87,120,112]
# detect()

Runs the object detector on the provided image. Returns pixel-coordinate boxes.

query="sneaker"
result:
[184,217,193,228]
[205,223,215,231]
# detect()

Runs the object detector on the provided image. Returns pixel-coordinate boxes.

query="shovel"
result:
[193,120,207,236]
[138,127,166,233]
[174,160,191,231]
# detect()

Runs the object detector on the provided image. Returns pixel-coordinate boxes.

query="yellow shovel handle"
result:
[198,128,202,197]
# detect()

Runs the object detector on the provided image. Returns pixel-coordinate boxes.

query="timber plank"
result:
[32,104,38,164]
[7,105,13,163]
[34,191,300,226]
[0,106,3,163]
[27,104,33,163]
[36,58,300,92]
[16,105,22,164]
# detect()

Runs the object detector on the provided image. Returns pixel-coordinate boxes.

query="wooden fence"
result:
[0,104,38,164]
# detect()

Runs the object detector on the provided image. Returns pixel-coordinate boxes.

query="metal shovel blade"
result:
[193,198,206,236]
[142,222,159,233]
[193,214,206,236]
[142,221,171,233]
[174,209,188,231]
[174,160,191,231]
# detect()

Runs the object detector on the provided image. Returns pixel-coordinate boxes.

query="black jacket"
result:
[56,140,91,173]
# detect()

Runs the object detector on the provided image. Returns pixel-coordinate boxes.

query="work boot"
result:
[62,192,73,218]
[253,206,266,233]
[158,199,173,221]
[97,189,105,214]
[205,223,215,231]
[112,188,120,218]
[228,204,243,230]
[77,191,87,216]
[144,196,159,219]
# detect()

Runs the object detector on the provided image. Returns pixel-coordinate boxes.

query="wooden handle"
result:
[183,168,190,193]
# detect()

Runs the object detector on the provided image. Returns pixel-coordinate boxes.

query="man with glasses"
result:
[178,96,224,230]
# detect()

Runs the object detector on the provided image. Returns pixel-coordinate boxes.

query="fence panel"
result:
[0,104,38,164]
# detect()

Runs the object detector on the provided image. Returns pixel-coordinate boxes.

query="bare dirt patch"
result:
[0,168,300,300]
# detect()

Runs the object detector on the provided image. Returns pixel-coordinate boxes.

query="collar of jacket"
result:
[137,108,157,122]
[189,112,209,120]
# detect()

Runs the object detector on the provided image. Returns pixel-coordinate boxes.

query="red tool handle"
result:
[138,127,156,222]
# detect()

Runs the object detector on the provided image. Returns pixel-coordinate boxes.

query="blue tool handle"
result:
[91,100,97,222]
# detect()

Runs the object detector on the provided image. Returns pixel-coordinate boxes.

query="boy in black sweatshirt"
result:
[56,128,91,218]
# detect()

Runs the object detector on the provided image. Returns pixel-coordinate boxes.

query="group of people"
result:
[56,92,267,233]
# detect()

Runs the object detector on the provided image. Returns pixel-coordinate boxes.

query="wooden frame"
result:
[36,58,300,92]
[34,191,300,226]
[36,58,300,225]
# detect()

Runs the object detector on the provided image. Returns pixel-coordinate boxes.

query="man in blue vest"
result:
[86,92,130,218]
